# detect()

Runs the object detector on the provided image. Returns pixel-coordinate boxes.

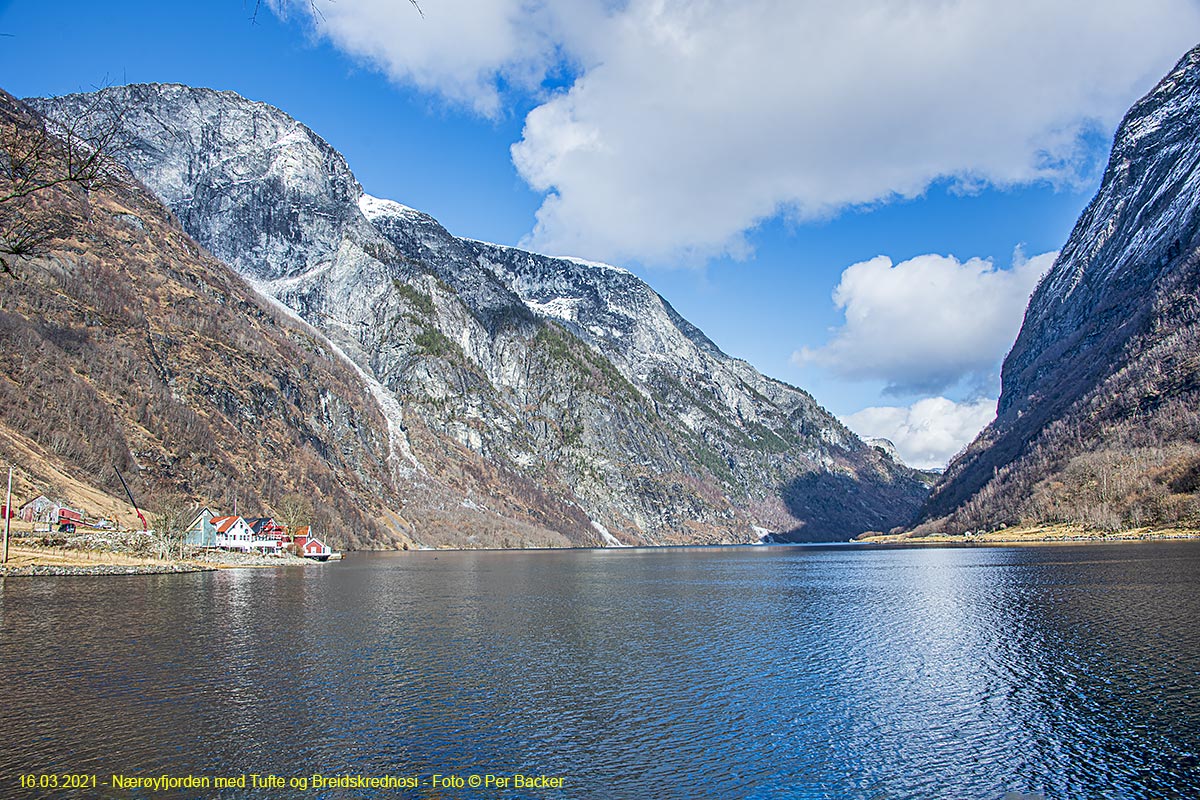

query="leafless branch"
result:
[1,90,128,199]
[0,204,63,257]
[0,88,130,271]
[251,0,421,25]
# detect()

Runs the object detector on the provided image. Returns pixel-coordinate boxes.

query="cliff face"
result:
[0,89,637,549]
[921,43,1200,531]
[32,84,928,544]
[0,90,408,548]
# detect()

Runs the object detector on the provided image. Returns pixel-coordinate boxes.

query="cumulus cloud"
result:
[273,0,1200,263]
[794,249,1055,395]
[267,0,575,117]
[842,398,998,470]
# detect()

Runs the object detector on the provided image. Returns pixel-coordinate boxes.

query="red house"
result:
[292,525,311,548]
[302,537,332,560]
[293,526,332,561]
[245,517,286,544]
[54,506,83,532]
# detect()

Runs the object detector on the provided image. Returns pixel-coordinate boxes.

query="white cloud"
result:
[274,0,1200,263]
[842,398,998,470]
[267,0,575,117]
[794,249,1055,394]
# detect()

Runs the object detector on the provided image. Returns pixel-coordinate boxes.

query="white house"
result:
[210,515,255,551]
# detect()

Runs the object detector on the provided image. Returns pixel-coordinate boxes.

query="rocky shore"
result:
[0,531,321,577]
[0,562,215,577]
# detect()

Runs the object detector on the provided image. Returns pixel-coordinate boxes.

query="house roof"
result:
[210,515,245,534]
[244,517,282,534]
[186,506,215,530]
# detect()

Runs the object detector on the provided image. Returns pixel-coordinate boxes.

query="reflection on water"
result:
[1,543,1199,798]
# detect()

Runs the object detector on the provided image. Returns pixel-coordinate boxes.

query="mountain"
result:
[919,43,1200,533]
[1,88,649,550]
[0,89,409,548]
[30,83,928,544]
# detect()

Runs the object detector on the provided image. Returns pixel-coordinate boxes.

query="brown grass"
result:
[858,522,1200,544]
[0,426,141,528]
[1,541,172,568]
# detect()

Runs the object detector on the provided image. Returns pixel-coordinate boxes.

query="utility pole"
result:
[3,467,11,564]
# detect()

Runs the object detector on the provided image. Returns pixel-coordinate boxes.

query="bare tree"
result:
[155,495,194,561]
[250,0,422,25]
[0,89,129,275]
[274,492,314,536]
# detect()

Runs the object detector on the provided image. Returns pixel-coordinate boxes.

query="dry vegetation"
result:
[858,523,1198,545]
[0,90,643,552]
[0,90,416,549]
[915,247,1200,537]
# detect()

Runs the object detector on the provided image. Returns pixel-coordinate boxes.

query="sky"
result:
[2,0,1198,468]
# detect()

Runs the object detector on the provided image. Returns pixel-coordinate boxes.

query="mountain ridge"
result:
[29,83,930,544]
[0,87,412,548]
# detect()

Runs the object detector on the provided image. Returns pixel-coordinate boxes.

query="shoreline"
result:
[854,523,1200,546]
[0,540,320,578]
[0,562,216,577]
[6,524,1199,574]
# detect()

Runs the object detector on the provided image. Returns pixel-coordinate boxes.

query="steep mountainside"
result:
[920,43,1200,532]
[0,90,410,548]
[33,84,928,543]
[1,89,629,550]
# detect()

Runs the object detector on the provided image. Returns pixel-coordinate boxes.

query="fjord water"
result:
[2,544,1198,799]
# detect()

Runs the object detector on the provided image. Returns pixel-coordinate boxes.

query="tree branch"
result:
[0,88,130,270]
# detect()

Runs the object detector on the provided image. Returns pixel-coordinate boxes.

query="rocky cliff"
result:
[0,89,408,548]
[920,43,1200,532]
[31,84,928,544]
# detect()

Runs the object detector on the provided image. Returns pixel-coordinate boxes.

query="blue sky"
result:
[2,0,1197,467]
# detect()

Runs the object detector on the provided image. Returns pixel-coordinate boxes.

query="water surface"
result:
[1,542,1198,799]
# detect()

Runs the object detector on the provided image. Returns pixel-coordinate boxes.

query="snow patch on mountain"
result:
[359,193,425,222]
[591,520,626,547]
[32,82,931,542]
[247,276,422,477]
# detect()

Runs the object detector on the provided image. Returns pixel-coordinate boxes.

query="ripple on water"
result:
[0,543,1198,798]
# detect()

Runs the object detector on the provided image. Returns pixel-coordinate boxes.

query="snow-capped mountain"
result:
[34,84,928,544]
